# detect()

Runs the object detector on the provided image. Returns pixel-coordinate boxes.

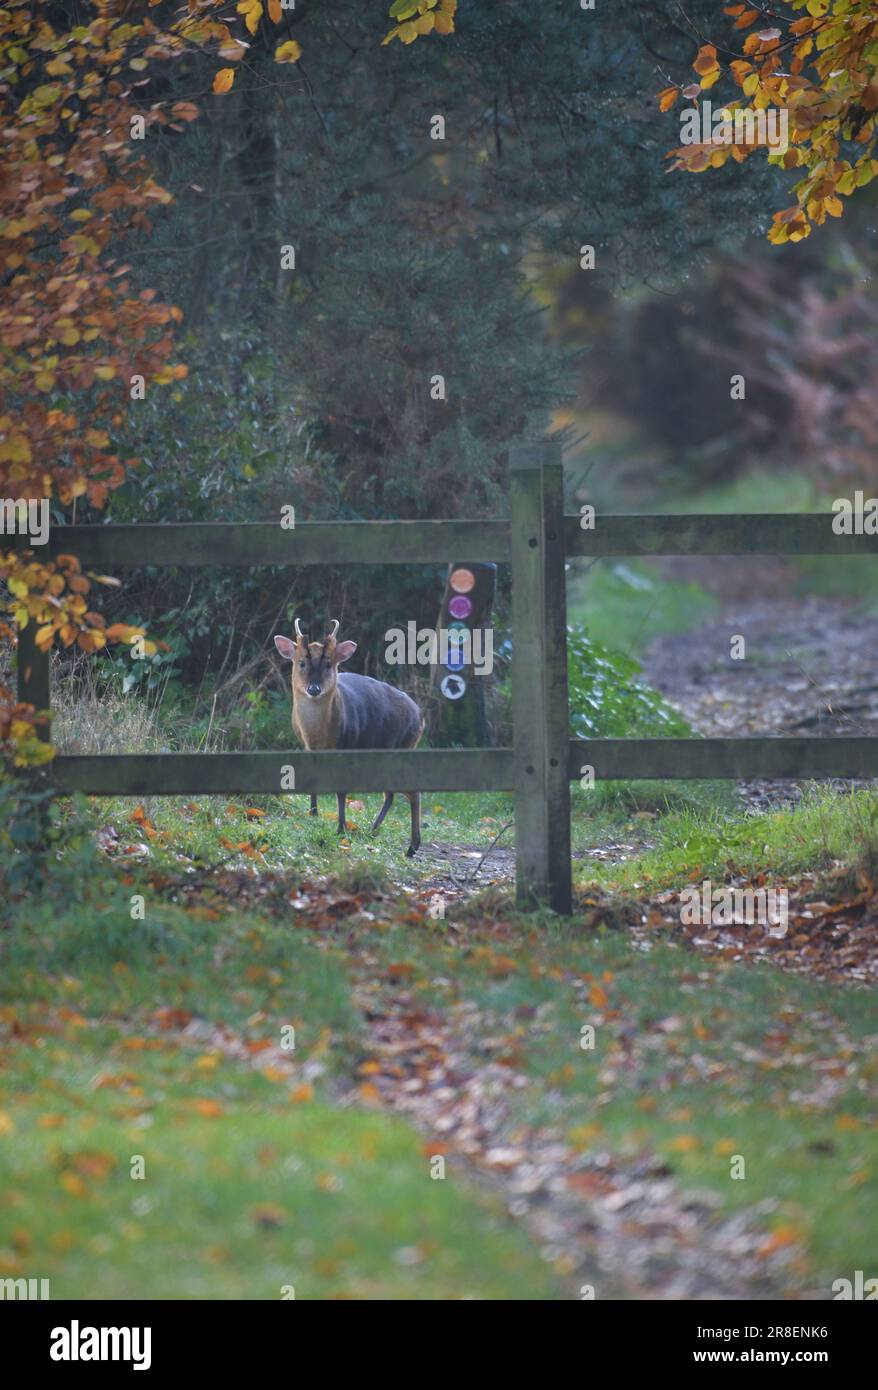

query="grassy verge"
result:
[361,912,878,1287]
[70,778,742,898]
[575,783,878,895]
[3,773,877,1299]
[0,895,561,1299]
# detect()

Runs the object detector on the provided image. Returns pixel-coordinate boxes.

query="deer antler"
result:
[294,618,306,639]
[326,620,340,642]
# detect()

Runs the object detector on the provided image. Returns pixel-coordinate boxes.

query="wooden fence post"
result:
[509,442,572,914]
[15,616,52,846]
[17,618,51,739]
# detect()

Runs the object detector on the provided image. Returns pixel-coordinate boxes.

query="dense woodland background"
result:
[18,0,875,755]
[25,0,771,741]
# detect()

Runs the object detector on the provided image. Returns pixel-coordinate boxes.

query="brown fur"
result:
[275,625,423,855]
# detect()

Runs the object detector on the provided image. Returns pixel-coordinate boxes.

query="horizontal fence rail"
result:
[9,520,512,567]
[565,513,878,556]
[13,449,878,914]
[50,749,514,797]
[8,513,874,568]
[567,737,878,781]
[46,737,878,798]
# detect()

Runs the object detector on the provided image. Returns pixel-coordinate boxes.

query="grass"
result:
[575,783,878,895]
[76,788,521,888]
[568,559,717,658]
[358,916,878,1287]
[48,780,743,900]
[660,468,825,517]
[2,771,878,1298]
[660,469,878,608]
[2,889,360,1046]
[1,1056,559,1299]
[0,891,562,1300]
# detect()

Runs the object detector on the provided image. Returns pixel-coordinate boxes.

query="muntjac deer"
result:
[274,619,425,856]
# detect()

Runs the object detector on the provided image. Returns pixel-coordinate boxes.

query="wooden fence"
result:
[15,442,878,914]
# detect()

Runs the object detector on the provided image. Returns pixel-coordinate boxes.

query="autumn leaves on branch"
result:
[0,0,461,766]
[660,1,878,243]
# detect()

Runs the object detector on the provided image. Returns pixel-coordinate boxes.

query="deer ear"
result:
[274,634,297,661]
[335,640,357,663]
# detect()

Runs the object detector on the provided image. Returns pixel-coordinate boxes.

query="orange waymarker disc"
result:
[450,567,475,594]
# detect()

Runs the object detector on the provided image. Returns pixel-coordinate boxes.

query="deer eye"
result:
[298,661,306,670]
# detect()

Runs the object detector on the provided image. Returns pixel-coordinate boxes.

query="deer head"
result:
[274,619,357,700]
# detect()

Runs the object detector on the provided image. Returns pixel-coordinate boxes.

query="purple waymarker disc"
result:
[448,595,472,620]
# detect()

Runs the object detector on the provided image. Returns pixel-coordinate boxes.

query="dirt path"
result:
[402,842,633,903]
[411,586,878,899]
[351,958,810,1300]
[642,571,878,810]
[346,583,878,1298]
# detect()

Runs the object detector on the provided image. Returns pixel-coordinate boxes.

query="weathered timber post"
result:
[509,442,572,914]
[15,615,52,847]
[16,618,51,740]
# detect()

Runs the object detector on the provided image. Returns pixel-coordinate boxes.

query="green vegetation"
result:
[361,918,878,1285]
[662,470,825,517]
[568,562,717,660]
[4,779,876,1296]
[0,929,559,1299]
[576,783,878,897]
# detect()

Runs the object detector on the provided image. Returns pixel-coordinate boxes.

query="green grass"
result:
[568,559,716,659]
[0,1064,559,1299]
[661,468,825,517]
[359,915,878,1287]
[575,783,878,895]
[1,897,359,1055]
[3,774,878,1298]
[6,894,874,1295]
[0,894,561,1300]
[39,772,871,916]
[67,778,743,900]
[69,788,521,888]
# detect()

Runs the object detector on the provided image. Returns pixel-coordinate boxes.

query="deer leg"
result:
[336,791,347,835]
[371,792,394,833]
[404,791,421,857]
[309,794,318,817]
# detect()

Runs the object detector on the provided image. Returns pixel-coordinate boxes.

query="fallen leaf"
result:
[191,1099,224,1118]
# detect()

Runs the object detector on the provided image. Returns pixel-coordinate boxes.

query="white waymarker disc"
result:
[440,673,467,701]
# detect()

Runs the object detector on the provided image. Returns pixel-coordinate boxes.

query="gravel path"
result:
[352,962,811,1300]
[641,580,878,810]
